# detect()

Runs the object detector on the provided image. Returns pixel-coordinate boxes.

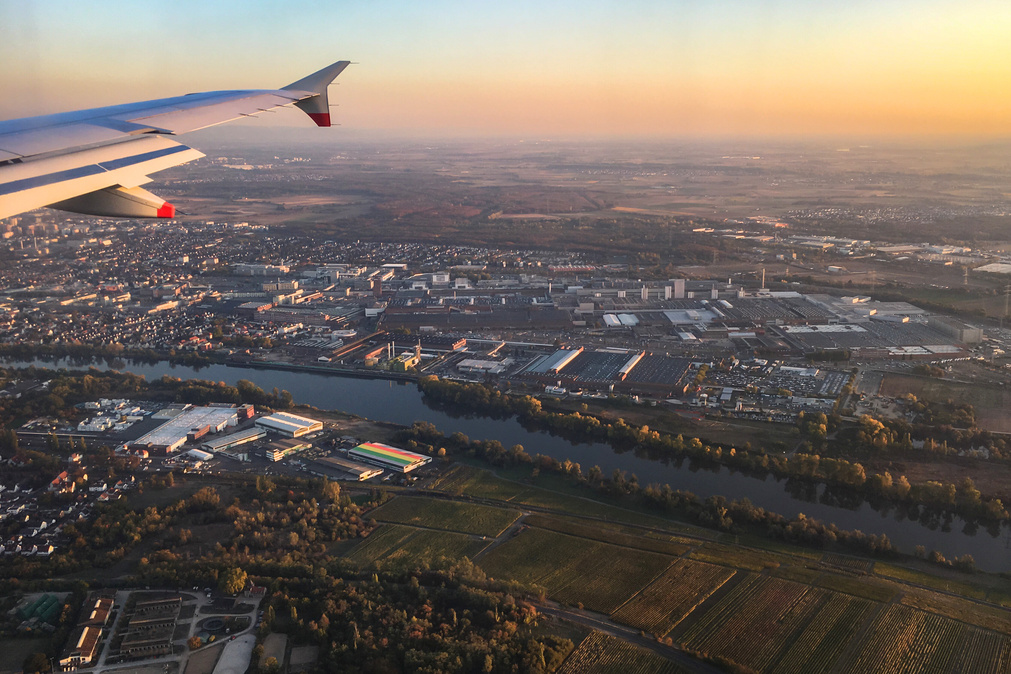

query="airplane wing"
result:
[0,60,350,220]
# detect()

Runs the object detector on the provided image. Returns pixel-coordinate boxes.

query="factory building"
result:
[131,405,243,454]
[255,411,323,437]
[310,456,384,481]
[264,439,312,462]
[927,316,983,344]
[201,427,266,453]
[349,442,432,473]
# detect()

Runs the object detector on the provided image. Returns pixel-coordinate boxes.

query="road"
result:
[535,600,724,674]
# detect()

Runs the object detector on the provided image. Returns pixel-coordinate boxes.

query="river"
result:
[9,356,1011,572]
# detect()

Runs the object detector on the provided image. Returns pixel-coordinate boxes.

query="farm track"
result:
[536,601,724,674]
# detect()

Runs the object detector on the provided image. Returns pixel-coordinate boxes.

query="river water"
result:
[10,356,1011,572]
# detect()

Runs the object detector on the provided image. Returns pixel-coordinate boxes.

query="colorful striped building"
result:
[348,442,432,473]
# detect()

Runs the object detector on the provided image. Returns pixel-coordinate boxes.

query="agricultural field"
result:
[523,514,692,556]
[343,524,486,567]
[900,587,1011,633]
[368,495,521,537]
[478,527,674,614]
[343,483,1011,674]
[676,575,831,672]
[689,541,803,572]
[813,573,897,603]
[433,463,693,530]
[769,594,877,674]
[610,559,736,635]
[820,553,873,574]
[839,604,1011,674]
[430,464,528,501]
[873,562,993,602]
[556,632,690,674]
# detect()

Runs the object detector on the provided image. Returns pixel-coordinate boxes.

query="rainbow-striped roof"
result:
[350,442,429,469]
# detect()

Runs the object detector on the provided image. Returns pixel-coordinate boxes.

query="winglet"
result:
[282,60,351,127]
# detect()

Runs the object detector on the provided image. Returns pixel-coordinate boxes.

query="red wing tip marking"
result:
[156,202,176,218]
[307,112,331,127]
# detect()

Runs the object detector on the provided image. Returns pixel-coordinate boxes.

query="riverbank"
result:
[231,358,418,383]
[3,356,1009,571]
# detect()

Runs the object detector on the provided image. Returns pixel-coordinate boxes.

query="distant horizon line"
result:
[186,125,1011,148]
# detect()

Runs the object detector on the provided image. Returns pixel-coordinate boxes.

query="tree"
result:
[22,653,51,673]
[219,567,248,595]
[188,636,203,650]
[321,479,340,501]
[0,429,18,456]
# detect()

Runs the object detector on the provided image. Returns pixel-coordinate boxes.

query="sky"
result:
[2,0,1010,139]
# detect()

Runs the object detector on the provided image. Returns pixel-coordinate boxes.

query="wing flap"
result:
[0,136,202,219]
[50,185,175,219]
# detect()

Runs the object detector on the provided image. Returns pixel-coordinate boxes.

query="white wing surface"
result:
[0,60,350,219]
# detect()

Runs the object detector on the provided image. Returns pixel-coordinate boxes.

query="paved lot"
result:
[212,635,256,674]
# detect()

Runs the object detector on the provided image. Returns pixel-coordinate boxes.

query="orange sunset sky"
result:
[2,0,1010,138]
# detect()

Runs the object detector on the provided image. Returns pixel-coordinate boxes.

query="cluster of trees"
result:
[416,378,1009,524]
[831,408,1006,458]
[0,341,226,367]
[253,566,573,673]
[157,376,295,409]
[130,477,379,591]
[912,545,977,573]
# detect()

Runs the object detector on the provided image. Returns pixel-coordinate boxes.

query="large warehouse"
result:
[131,405,244,454]
[310,456,383,481]
[348,442,432,473]
[255,412,323,437]
[201,428,266,453]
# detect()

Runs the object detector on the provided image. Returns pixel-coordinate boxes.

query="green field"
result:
[433,463,699,532]
[873,562,996,602]
[556,632,690,674]
[343,524,487,568]
[813,573,897,603]
[368,495,521,537]
[523,514,692,556]
[689,541,805,572]
[479,527,674,614]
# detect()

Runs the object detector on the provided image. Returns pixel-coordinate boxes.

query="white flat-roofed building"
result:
[255,411,323,437]
[187,449,214,462]
[458,359,509,375]
[132,405,242,454]
[201,428,266,453]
